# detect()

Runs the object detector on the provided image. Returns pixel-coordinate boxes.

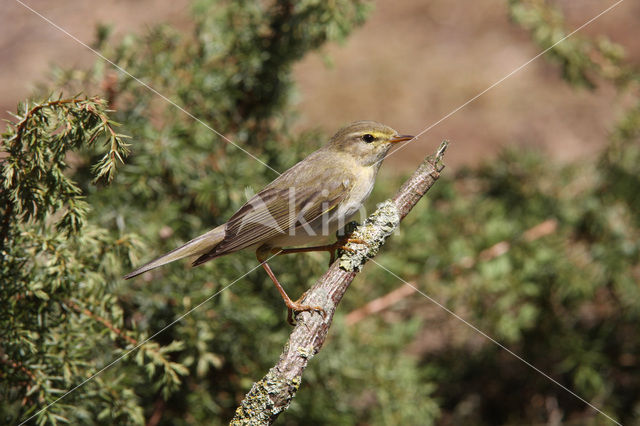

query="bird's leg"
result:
[256,249,325,325]
[272,237,367,265]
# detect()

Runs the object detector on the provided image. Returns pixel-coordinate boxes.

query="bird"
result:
[124,121,413,321]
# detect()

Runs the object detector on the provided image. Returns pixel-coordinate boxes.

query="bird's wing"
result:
[193,166,351,265]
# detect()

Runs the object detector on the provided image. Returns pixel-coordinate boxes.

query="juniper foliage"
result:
[2,0,639,424]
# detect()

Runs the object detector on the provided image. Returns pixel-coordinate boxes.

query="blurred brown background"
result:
[2,0,639,171]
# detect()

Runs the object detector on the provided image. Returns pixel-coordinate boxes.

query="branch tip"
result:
[436,140,449,160]
[434,140,449,171]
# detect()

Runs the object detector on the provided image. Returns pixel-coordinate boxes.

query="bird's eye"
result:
[362,134,375,143]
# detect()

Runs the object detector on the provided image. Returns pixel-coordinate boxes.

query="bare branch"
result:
[231,141,448,425]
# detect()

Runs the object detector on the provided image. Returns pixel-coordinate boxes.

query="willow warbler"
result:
[124,121,413,318]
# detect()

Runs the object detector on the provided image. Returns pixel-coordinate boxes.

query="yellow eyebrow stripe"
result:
[348,130,388,139]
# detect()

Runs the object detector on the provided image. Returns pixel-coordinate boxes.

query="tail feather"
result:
[123,225,225,279]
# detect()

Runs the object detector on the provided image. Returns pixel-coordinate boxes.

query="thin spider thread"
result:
[377,0,626,166]
[14,0,281,176]
[19,255,278,425]
[13,0,625,424]
[370,259,622,426]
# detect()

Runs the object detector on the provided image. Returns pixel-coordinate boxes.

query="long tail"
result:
[123,225,226,279]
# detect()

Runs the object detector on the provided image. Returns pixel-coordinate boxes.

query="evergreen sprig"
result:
[1,96,129,237]
[2,1,639,424]
[0,97,184,425]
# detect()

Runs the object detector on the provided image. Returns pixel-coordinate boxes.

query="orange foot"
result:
[286,294,326,325]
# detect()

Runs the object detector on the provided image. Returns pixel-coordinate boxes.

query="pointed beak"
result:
[389,134,414,144]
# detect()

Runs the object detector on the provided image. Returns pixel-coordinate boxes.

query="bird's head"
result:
[326,120,413,166]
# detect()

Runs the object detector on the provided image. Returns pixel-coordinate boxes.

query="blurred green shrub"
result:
[2,0,639,424]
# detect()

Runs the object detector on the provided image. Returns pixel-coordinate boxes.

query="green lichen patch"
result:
[297,345,316,359]
[231,370,302,425]
[338,200,400,272]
